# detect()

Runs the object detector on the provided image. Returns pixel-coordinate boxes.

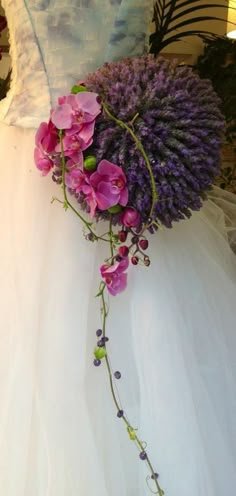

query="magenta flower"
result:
[81,183,98,217]
[90,160,128,211]
[51,92,101,131]
[55,124,95,159]
[100,257,129,296]
[120,207,141,228]
[34,148,54,176]
[35,121,58,154]
[65,166,87,194]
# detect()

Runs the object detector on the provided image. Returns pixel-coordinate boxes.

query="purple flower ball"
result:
[82,55,224,229]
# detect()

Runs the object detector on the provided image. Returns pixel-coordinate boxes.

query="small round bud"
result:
[118,246,129,257]
[96,329,102,337]
[117,410,124,418]
[151,473,159,480]
[93,359,101,367]
[118,230,127,242]
[139,451,147,461]
[144,256,150,267]
[86,232,95,241]
[114,371,121,379]
[121,208,141,228]
[139,239,149,250]
[131,236,139,244]
[131,256,139,265]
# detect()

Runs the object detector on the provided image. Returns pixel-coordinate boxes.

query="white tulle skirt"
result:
[0,121,235,496]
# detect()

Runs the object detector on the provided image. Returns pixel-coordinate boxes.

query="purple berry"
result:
[117,410,124,418]
[96,329,102,337]
[93,359,101,367]
[151,473,159,480]
[114,371,121,379]
[139,451,147,461]
[97,339,104,347]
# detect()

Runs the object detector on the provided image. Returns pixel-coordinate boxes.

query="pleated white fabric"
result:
[0,121,236,495]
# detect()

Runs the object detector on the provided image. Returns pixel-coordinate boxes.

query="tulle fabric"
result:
[0,121,236,495]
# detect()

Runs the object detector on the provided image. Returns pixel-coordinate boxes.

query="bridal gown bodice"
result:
[0,1,236,496]
[0,0,152,127]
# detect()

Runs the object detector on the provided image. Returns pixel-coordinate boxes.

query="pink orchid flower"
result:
[35,121,58,154]
[34,147,54,176]
[100,257,129,296]
[120,207,141,228]
[90,160,128,211]
[54,124,95,159]
[81,183,98,218]
[65,166,87,194]
[51,92,101,131]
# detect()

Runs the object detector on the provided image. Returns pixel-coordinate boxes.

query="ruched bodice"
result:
[0,0,152,128]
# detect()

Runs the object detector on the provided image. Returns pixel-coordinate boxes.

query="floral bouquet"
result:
[35,55,224,494]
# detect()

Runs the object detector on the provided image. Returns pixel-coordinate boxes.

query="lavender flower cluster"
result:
[83,55,224,228]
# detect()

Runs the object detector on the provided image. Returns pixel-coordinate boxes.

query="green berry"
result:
[94,347,107,360]
[84,156,97,171]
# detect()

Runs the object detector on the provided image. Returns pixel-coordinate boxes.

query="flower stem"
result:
[102,103,158,219]
[98,225,164,496]
[58,131,110,243]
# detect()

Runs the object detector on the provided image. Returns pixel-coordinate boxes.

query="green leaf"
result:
[108,205,123,214]
[71,84,88,94]
[166,17,230,37]
[168,5,236,29]
[127,427,137,441]
[150,1,233,55]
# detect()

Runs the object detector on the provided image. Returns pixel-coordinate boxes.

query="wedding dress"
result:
[0,1,235,496]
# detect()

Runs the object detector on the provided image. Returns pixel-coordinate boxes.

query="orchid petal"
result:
[51,103,73,129]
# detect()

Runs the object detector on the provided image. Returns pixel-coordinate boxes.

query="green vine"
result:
[98,237,164,496]
[102,103,159,219]
[57,108,165,496]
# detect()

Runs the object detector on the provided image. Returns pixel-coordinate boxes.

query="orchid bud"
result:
[120,207,141,228]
